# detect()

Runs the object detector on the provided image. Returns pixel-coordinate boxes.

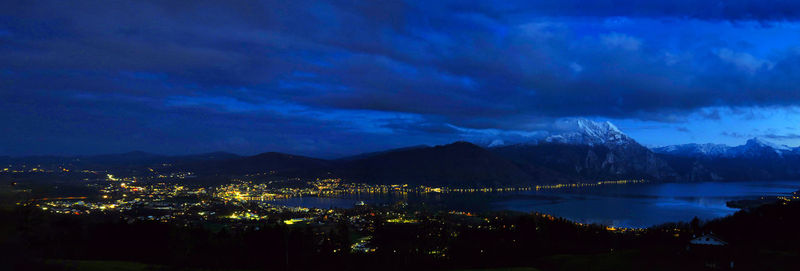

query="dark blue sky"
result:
[3,0,800,157]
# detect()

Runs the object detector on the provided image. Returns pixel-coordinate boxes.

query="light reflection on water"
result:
[493,181,800,228]
[270,181,800,228]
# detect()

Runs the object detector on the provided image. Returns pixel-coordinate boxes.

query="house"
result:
[687,233,734,269]
[690,233,728,246]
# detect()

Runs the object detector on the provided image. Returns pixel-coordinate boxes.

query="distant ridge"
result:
[190,152,331,176]
[653,137,795,158]
[7,119,800,185]
[1,151,240,169]
[336,144,430,161]
[653,137,800,182]
[652,143,731,158]
[332,141,533,186]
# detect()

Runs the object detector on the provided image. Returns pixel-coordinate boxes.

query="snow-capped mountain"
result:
[652,143,732,157]
[544,119,636,147]
[653,137,794,158]
[728,138,793,158]
[491,118,677,181]
[653,137,800,182]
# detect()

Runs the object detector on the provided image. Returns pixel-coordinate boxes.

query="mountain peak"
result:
[545,118,633,146]
[745,137,790,150]
[737,137,791,157]
[576,119,622,134]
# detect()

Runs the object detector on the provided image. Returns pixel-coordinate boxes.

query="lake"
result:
[269,181,800,228]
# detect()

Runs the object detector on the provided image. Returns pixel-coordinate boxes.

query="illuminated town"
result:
[21,170,651,226]
[9,166,664,257]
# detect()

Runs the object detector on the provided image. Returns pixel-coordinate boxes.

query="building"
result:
[687,233,733,269]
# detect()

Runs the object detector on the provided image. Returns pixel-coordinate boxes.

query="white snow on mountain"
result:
[747,137,791,151]
[544,118,635,147]
[653,137,796,158]
[488,139,505,147]
[729,137,792,157]
[652,143,731,157]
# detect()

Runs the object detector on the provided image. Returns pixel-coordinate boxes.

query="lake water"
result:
[269,181,800,228]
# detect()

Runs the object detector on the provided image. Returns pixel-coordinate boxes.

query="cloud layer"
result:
[2,1,800,156]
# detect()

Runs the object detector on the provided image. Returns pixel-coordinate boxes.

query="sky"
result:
[3,1,800,157]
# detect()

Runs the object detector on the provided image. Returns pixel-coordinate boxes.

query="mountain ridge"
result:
[492,118,676,182]
[653,137,796,158]
[6,119,800,185]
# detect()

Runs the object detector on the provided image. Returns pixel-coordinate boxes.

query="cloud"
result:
[721,131,750,138]
[476,1,800,22]
[600,33,642,50]
[716,48,774,73]
[4,1,800,155]
[720,131,800,141]
[762,133,800,140]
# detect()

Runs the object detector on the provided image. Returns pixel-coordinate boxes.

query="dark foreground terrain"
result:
[1,196,799,271]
